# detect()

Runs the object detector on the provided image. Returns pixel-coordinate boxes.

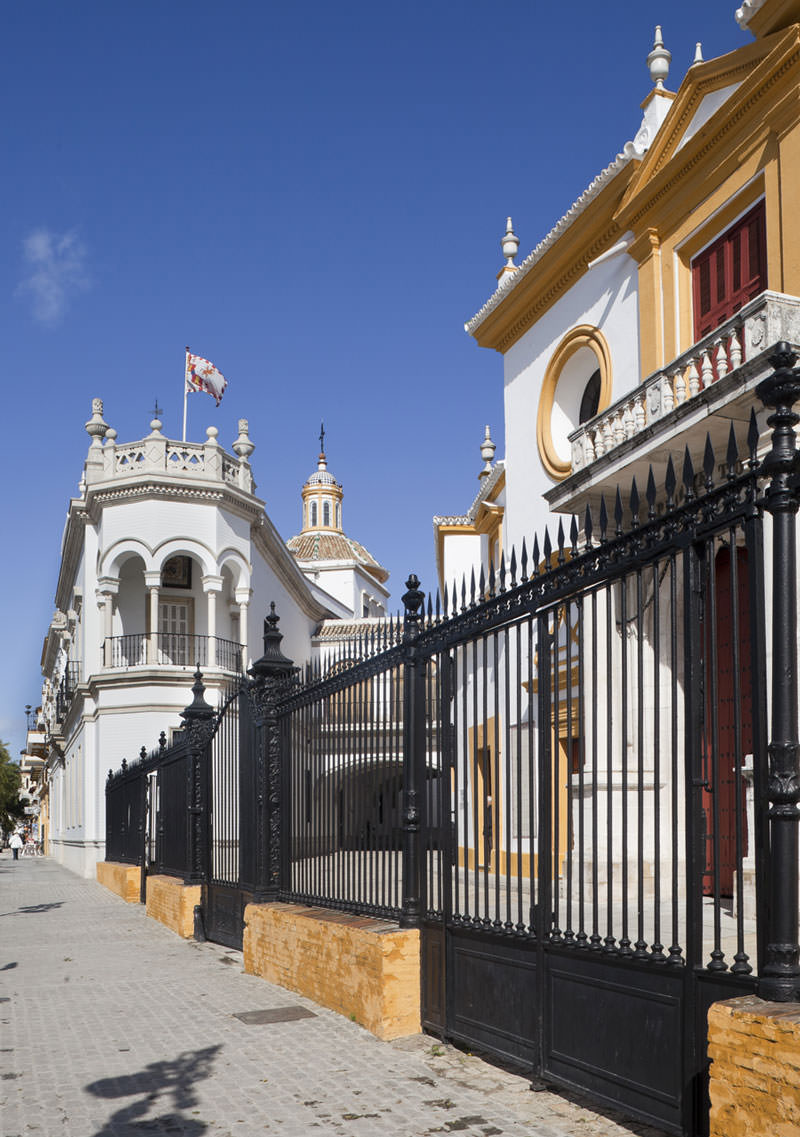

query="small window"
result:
[310,501,318,527]
[692,201,766,341]
[578,369,601,424]
[362,597,370,618]
[323,501,331,527]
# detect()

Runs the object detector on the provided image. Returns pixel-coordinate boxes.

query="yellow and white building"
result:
[447,0,800,564]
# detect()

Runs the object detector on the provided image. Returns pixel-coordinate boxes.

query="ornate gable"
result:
[619,35,776,210]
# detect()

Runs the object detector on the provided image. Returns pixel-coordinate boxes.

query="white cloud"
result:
[17,228,89,325]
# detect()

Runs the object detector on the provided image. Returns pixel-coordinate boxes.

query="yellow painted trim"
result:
[746,0,800,38]
[536,325,613,482]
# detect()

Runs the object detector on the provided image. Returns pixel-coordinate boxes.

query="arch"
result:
[152,538,217,578]
[536,325,613,481]
[217,548,251,590]
[99,538,156,580]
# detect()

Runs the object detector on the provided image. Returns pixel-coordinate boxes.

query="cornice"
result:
[470,206,630,354]
[466,158,635,349]
[740,0,800,37]
[86,478,265,525]
[55,499,89,613]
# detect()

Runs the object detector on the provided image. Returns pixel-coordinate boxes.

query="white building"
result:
[40,400,387,877]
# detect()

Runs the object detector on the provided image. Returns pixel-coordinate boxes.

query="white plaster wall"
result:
[248,550,320,670]
[503,253,640,556]
[442,532,485,597]
[300,563,389,618]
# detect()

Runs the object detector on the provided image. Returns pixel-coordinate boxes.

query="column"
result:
[202,575,223,668]
[144,571,161,665]
[235,587,252,672]
[96,578,119,668]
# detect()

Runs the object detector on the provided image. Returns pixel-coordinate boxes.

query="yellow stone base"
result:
[709,995,800,1137]
[243,902,420,1041]
[96,860,141,904]
[145,875,202,939]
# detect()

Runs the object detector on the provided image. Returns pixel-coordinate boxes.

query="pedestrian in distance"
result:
[9,832,23,860]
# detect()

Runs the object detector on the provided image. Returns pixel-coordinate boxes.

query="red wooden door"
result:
[692,201,766,343]
[702,547,751,897]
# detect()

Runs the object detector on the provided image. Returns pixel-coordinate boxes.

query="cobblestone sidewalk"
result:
[0,854,667,1136]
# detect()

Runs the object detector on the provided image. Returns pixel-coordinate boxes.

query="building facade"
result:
[39,402,387,877]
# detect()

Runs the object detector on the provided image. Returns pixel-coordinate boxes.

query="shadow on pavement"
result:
[0,902,66,918]
[17,901,66,914]
[85,1045,220,1136]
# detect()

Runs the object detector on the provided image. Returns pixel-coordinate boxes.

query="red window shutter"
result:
[692,201,766,342]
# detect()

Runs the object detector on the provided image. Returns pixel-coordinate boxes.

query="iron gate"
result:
[416,432,766,1135]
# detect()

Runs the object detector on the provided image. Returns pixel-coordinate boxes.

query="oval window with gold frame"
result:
[536,325,612,480]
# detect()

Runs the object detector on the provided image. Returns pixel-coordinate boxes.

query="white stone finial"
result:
[647,26,671,90]
[205,425,219,445]
[479,425,496,479]
[149,417,163,435]
[692,42,704,65]
[232,418,255,460]
[85,398,108,449]
[501,217,519,269]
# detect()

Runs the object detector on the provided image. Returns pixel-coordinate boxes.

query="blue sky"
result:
[0,1,747,759]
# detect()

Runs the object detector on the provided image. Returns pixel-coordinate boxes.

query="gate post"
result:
[246,604,294,902]
[756,343,800,1001]
[180,667,216,885]
[400,573,426,929]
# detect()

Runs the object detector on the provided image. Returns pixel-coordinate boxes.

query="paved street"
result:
[0,853,667,1136]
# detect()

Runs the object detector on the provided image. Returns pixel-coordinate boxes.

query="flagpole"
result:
[182,346,190,442]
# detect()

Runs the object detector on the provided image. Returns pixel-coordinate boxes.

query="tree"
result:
[0,742,25,835]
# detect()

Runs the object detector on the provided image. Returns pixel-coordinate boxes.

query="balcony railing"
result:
[567,291,800,479]
[104,633,244,672]
[55,661,81,724]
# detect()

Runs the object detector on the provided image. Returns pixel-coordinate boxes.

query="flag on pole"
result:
[185,349,227,406]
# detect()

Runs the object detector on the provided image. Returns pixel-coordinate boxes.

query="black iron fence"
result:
[105,346,800,1136]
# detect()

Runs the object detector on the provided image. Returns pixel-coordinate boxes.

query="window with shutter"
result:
[692,201,766,342]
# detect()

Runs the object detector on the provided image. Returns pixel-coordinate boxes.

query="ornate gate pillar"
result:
[756,343,800,1001]
[180,668,216,886]
[245,605,295,902]
[400,574,426,929]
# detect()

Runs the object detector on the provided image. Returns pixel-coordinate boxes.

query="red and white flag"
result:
[185,350,227,406]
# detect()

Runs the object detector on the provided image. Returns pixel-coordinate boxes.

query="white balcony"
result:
[547,291,800,515]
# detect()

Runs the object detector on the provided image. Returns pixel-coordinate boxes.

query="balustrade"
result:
[569,292,800,476]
